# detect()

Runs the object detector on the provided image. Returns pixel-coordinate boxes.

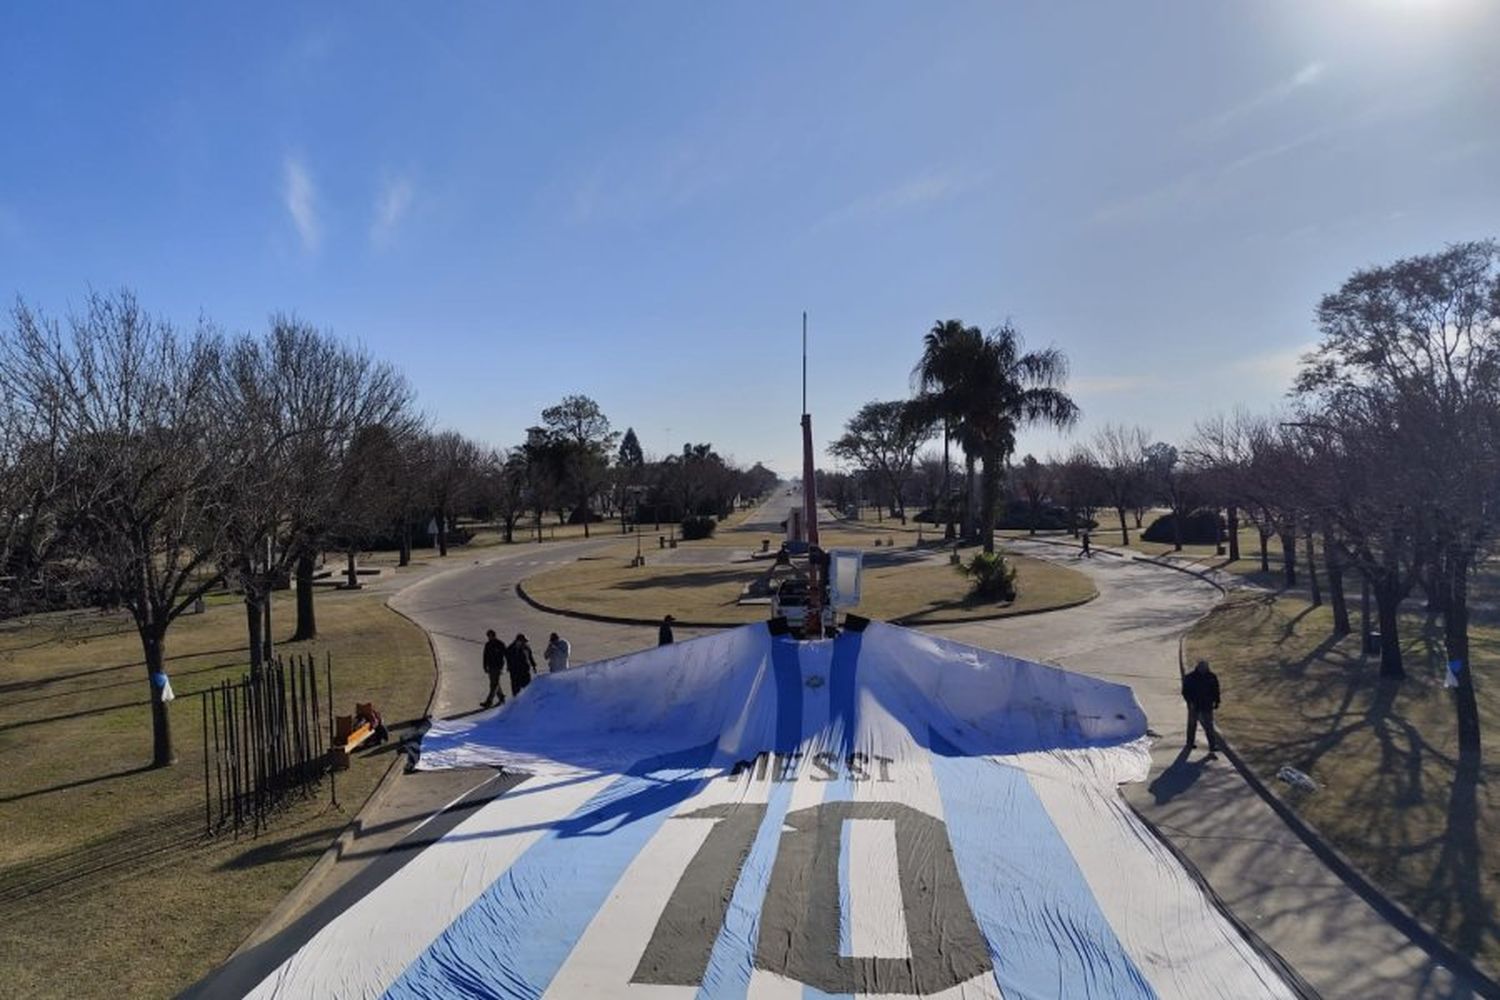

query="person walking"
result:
[1182,659,1222,754]
[1081,530,1092,559]
[506,633,537,695]
[658,614,675,646]
[481,629,507,708]
[544,632,571,672]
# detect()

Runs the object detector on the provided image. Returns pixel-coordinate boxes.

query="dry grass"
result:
[0,587,435,999]
[521,542,1094,625]
[1187,593,1500,973]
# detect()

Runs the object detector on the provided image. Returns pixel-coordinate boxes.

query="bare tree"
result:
[0,385,74,615]
[1186,411,1254,561]
[1093,424,1149,546]
[216,318,416,651]
[480,449,528,544]
[329,424,405,588]
[1299,239,1500,782]
[425,430,482,555]
[1143,442,1194,552]
[1054,447,1102,536]
[2,292,232,766]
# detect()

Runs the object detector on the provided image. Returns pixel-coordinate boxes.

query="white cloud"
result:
[283,156,321,253]
[370,175,414,249]
[1230,343,1316,387]
[816,168,987,229]
[1202,62,1326,133]
[1093,128,1326,225]
[561,107,783,226]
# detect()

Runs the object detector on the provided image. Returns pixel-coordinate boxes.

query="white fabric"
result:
[250,622,1298,999]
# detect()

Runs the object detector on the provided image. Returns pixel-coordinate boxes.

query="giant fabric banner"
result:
[248,622,1298,999]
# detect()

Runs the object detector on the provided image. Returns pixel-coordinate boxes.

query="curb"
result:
[1173,622,1500,996]
[1007,533,1131,560]
[891,586,1099,626]
[516,571,1100,631]
[224,595,442,960]
[1130,554,1231,592]
[514,579,744,630]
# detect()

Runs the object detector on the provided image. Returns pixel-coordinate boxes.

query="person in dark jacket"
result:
[506,633,537,695]
[481,629,507,708]
[658,614,675,646]
[1181,659,1221,753]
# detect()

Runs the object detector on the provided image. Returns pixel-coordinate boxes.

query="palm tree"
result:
[961,324,1079,553]
[910,320,984,540]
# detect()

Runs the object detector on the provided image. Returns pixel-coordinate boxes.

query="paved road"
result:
[743,486,835,534]
[209,504,1484,999]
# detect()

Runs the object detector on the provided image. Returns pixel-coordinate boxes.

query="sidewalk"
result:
[967,538,1485,999]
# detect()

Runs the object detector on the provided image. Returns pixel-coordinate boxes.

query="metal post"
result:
[201,689,211,836]
[327,652,337,809]
[211,683,225,830]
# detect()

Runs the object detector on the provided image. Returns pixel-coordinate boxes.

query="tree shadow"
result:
[0,804,204,905]
[1223,597,1500,970]
[2,654,246,709]
[0,763,157,805]
[610,568,758,592]
[0,644,247,696]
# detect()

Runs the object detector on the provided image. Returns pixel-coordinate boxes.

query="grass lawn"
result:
[521,541,1094,625]
[1187,591,1500,974]
[0,585,435,999]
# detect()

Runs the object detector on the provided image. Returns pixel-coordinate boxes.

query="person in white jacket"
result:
[544,632,571,672]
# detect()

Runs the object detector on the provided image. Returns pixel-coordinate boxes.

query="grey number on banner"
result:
[632,802,767,986]
[756,801,991,993]
[633,800,990,994]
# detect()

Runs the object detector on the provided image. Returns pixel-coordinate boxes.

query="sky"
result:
[3,1,1498,476]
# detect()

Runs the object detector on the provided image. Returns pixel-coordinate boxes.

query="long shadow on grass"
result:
[0,762,156,805]
[0,644,247,696]
[1233,608,1500,971]
[0,804,204,905]
[2,655,247,710]
[608,567,759,591]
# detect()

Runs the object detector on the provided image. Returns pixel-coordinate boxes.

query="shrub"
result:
[1142,509,1222,545]
[680,515,717,540]
[918,505,1096,532]
[996,504,1095,531]
[956,550,1017,602]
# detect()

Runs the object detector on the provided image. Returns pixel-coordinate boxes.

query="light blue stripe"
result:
[928,731,1157,1000]
[695,777,796,999]
[384,742,715,1000]
[802,632,860,1000]
[695,638,805,1000]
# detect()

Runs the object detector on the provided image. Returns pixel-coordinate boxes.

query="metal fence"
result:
[200,652,333,838]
